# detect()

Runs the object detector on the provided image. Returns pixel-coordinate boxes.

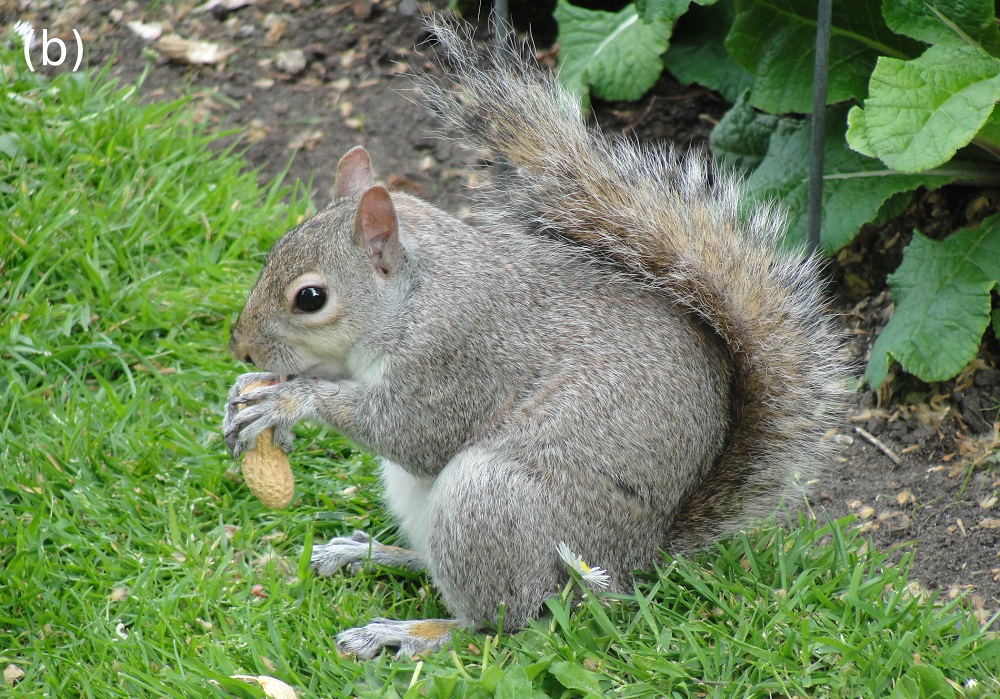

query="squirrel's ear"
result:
[333,146,374,199]
[354,186,404,277]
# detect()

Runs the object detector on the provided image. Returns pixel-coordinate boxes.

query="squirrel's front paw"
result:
[223,373,315,459]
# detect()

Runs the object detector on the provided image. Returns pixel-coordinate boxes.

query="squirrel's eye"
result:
[294,286,327,313]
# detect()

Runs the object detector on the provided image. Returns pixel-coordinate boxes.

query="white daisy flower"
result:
[556,541,610,589]
[13,20,34,47]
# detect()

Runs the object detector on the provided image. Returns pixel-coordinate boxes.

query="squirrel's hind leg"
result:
[424,447,576,631]
[336,618,457,660]
[310,530,426,575]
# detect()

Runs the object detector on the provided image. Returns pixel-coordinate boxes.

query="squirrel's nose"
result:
[229,323,255,366]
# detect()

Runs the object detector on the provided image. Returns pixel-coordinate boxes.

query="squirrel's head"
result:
[230,146,410,380]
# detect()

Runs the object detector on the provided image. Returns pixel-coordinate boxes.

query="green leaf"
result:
[882,0,1000,56]
[495,665,531,699]
[890,665,955,699]
[973,108,1000,160]
[0,132,22,159]
[637,0,716,23]
[891,674,920,699]
[719,102,962,251]
[726,0,921,114]
[709,91,780,172]
[661,0,754,101]
[864,214,1000,388]
[846,45,1000,172]
[555,1,672,104]
[845,106,877,159]
[548,661,603,697]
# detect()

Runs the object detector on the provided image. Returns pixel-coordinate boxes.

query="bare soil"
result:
[6,0,997,622]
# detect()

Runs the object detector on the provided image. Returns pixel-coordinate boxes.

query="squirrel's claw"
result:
[223,373,326,460]
[222,372,283,459]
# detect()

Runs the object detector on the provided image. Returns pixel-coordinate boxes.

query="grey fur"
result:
[222,16,847,657]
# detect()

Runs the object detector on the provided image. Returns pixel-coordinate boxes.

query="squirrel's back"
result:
[418,18,847,549]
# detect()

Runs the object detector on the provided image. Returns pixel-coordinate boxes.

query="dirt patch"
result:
[6,0,997,614]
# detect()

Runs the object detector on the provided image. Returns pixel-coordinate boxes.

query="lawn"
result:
[1,44,998,698]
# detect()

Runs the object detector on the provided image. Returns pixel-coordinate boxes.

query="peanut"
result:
[238,381,294,509]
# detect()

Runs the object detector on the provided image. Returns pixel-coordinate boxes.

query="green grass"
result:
[1,45,999,699]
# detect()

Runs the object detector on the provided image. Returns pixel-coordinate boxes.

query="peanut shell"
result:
[238,381,294,509]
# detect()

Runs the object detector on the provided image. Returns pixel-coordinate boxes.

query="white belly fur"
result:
[379,459,435,554]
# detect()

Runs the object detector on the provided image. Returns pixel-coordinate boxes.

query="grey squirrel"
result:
[222,17,846,659]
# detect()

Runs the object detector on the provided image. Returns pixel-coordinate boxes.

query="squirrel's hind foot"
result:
[337,618,456,660]
[310,530,426,576]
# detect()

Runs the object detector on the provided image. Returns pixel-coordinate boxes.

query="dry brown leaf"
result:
[388,173,426,197]
[352,0,373,20]
[246,119,270,144]
[231,675,296,699]
[126,21,163,41]
[329,77,351,93]
[857,505,875,520]
[979,518,1000,529]
[980,494,999,510]
[287,130,323,151]
[156,35,235,65]
[263,14,289,45]
[896,489,915,505]
[4,664,25,687]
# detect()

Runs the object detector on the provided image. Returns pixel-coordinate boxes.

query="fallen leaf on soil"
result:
[388,173,426,197]
[903,581,931,603]
[981,495,999,510]
[274,49,306,76]
[340,48,362,70]
[4,664,25,687]
[877,511,912,530]
[287,130,323,151]
[246,119,270,143]
[156,35,235,65]
[193,0,255,13]
[979,518,1000,529]
[231,675,296,699]
[857,505,875,520]
[353,0,373,20]
[126,21,163,41]
[896,489,915,505]
[252,552,291,574]
[263,14,289,45]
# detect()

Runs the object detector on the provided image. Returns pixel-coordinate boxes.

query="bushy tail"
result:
[418,17,847,549]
